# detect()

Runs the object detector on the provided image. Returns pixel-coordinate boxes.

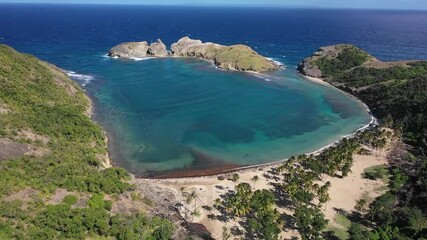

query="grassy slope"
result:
[214,44,278,72]
[176,41,278,72]
[0,45,174,239]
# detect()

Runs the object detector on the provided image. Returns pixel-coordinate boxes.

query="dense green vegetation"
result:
[0,45,131,195]
[0,45,174,239]
[212,127,390,239]
[314,47,427,153]
[0,195,174,239]
[362,165,389,181]
[315,46,372,76]
[277,131,383,240]
[216,183,282,240]
[308,45,427,240]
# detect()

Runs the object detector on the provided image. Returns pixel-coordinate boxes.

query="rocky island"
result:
[108,36,280,72]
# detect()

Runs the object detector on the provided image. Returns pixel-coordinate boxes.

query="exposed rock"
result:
[171,36,223,58]
[108,36,280,73]
[148,39,168,56]
[16,129,50,145]
[0,138,31,161]
[46,188,72,205]
[171,36,280,72]
[108,41,150,58]
[4,188,40,203]
[108,39,168,59]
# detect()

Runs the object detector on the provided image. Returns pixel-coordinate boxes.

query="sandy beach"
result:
[302,75,332,87]
[133,137,391,239]
[86,68,387,239]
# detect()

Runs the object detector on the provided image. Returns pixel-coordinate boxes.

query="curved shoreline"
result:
[72,61,376,179]
[143,73,376,179]
[148,114,376,179]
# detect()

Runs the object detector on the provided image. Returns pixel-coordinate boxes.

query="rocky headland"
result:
[108,36,280,72]
[297,44,418,80]
[297,44,426,145]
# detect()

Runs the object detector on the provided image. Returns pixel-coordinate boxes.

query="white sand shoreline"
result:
[134,73,385,238]
[135,137,392,239]
[78,62,376,178]
[74,61,389,239]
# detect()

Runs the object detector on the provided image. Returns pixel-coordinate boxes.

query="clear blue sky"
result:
[1,0,427,10]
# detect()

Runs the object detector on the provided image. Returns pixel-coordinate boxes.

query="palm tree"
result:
[318,182,331,208]
[341,161,352,177]
[213,198,222,209]
[179,186,186,195]
[251,175,259,189]
[186,190,198,212]
[236,182,252,196]
[355,199,367,212]
[231,173,240,183]
[222,226,231,240]
[234,202,250,217]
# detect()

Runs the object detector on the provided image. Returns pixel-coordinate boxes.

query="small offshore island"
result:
[108,36,281,72]
[0,41,426,240]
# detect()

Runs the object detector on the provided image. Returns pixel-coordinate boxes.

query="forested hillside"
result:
[299,45,427,239]
[0,45,174,239]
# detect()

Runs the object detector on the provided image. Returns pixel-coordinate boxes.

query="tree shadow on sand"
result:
[207,190,236,223]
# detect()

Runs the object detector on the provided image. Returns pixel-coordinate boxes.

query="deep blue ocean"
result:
[1,4,427,176]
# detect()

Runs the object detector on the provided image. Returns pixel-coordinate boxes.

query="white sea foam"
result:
[247,71,274,82]
[64,70,94,87]
[266,57,285,68]
[308,114,378,156]
[130,57,155,61]
[102,54,119,59]
[105,54,154,61]
[227,113,379,172]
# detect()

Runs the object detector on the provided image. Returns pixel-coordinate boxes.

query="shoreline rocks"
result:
[108,36,280,73]
[148,39,168,56]
[108,41,150,59]
[108,39,168,59]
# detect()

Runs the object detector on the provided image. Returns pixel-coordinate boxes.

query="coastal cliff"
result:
[108,36,280,72]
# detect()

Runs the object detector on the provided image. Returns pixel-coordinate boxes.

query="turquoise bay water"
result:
[89,57,371,176]
[4,5,421,176]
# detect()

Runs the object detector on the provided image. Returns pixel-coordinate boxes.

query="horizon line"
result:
[0,2,427,11]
